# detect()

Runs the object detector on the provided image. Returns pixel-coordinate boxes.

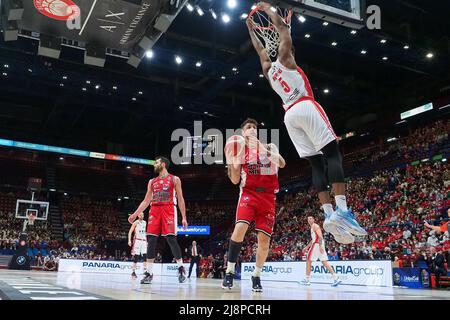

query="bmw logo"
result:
[17,256,26,266]
[244,196,250,201]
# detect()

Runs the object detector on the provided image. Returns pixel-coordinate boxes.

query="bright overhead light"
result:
[2,73,7,76]
[259,74,264,78]
[351,30,357,35]
[146,50,154,59]
[175,55,183,64]
[60,83,64,87]
[403,45,409,50]
[382,56,388,61]
[62,76,67,80]
[204,111,208,114]
[82,87,87,91]
[186,3,194,12]
[304,34,311,38]
[380,39,387,44]
[179,106,183,110]
[261,122,265,126]
[138,91,143,95]
[195,61,202,67]
[222,13,231,23]
[95,84,100,89]
[331,42,338,46]
[227,0,237,9]
[232,67,238,72]
[113,86,118,90]
[196,6,204,16]
[361,50,367,54]
[59,157,64,160]
[86,80,91,84]
[248,82,253,86]
[4,64,9,68]
[323,89,330,94]
[126,166,131,169]
[210,9,217,19]
[323,21,329,26]
[426,52,434,59]
[241,13,248,19]
[298,15,306,23]
[221,75,226,80]
[132,97,136,101]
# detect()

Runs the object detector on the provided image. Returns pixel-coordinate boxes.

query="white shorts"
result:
[307,243,328,262]
[132,239,147,256]
[284,99,337,158]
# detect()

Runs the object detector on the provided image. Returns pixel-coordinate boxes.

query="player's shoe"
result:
[331,208,367,236]
[131,271,137,279]
[222,273,234,290]
[178,266,187,283]
[300,279,311,286]
[251,276,263,293]
[331,277,342,287]
[140,272,153,284]
[332,225,355,244]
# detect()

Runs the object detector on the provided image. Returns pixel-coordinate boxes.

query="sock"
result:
[322,204,334,216]
[226,262,236,274]
[253,266,262,277]
[147,262,153,275]
[176,259,183,267]
[306,275,311,281]
[335,195,348,211]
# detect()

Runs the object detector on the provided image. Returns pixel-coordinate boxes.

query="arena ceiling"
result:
[0,0,449,160]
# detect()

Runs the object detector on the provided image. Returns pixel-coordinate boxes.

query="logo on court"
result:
[34,0,81,21]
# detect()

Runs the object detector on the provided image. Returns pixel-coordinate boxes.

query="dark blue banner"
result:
[393,268,430,289]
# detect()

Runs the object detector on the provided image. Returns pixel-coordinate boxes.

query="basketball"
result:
[224,135,245,158]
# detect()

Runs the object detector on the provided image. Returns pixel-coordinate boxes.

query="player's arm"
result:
[246,18,272,77]
[128,180,153,223]
[128,222,137,247]
[424,221,441,232]
[174,176,188,230]
[265,143,286,168]
[258,2,296,69]
[227,163,241,185]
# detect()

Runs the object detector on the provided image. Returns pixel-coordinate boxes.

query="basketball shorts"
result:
[307,243,328,262]
[147,205,177,237]
[284,99,337,158]
[131,239,147,256]
[235,189,276,237]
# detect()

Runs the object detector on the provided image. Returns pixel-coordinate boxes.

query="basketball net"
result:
[248,6,293,58]
[27,214,36,226]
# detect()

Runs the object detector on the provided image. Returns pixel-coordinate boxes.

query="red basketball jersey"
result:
[240,145,279,194]
[151,174,176,206]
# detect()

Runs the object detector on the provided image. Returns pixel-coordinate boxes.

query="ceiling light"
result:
[146,50,154,59]
[298,15,306,23]
[186,3,194,12]
[210,9,217,19]
[227,0,237,9]
[195,61,202,67]
[175,55,183,64]
[426,52,434,59]
[222,13,231,23]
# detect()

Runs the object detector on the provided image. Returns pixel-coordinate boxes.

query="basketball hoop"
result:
[27,214,36,226]
[248,6,293,58]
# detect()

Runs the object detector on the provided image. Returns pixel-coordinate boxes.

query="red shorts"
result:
[147,205,177,237]
[235,189,276,237]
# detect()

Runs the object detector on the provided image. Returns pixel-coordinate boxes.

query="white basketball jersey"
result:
[134,220,146,240]
[268,59,314,111]
[311,224,319,244]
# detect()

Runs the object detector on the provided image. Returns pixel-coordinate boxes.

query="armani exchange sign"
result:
[20,0,163,51]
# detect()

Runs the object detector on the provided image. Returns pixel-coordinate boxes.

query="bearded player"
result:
[246,2,367,243]
[222,118,285,292]
[128,156,188,284]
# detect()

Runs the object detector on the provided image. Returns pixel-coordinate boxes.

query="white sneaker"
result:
[331,277,342,287]
[333,226,355,244]
[301,279,311,286]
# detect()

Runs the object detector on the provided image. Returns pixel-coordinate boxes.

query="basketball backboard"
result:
[15,199,49,221]
[275,0,366,29]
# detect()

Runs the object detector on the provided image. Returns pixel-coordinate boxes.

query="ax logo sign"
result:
[34,0,81,21]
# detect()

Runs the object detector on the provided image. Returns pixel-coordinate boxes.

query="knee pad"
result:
[146,235,158,259]
[165,236,182,260]
[307,155,328,192]
[321,141,345,184]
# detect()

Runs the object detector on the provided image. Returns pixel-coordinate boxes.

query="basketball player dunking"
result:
[222,118,285,292]
[246,2,367,243]
[302,216,341,286]
[128,156,188,284]
[128,212,148,279]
